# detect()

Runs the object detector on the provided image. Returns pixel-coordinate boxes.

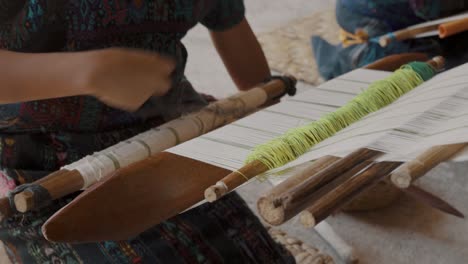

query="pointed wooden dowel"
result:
[404,185,464,218]
[390,143,467,188]
[11,77,296,215]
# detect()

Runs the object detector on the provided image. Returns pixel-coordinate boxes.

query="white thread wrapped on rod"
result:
[63,87,269,189]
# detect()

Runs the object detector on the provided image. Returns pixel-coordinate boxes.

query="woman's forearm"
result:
[0,50,89,104]
[210,18,271,91]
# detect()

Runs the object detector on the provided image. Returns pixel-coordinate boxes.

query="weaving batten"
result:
[204,58,442,202]
[7,77,296,217]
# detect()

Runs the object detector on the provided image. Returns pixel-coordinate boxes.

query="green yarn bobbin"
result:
[246,61,436,169]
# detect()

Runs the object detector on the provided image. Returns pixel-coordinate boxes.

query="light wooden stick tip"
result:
[300,211,316,228]
[431,56,445,70]
[257,197,285,226]
[14,191,34,213]
[204,182,228,202]
[390,171,411,189]
[379,36,390,47]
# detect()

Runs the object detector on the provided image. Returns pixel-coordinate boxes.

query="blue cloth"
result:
[313,0,468,80]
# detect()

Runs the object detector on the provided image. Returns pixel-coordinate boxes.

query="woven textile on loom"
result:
[169,61,468,178]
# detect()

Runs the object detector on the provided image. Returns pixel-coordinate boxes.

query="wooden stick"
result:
[404,185,464,218]
[262,156,340,199]
[257,156,340,225]
[300,162,401,227]
[439,17,468,38]
[14,170,84,213]
[11,77,296,215]
[379,24,439,47]
[258,148,382,225]
[205,160,268,202]
[364,53,428,71]
[390,143,467,188]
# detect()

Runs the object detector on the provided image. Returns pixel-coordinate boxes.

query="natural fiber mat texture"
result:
[268,227,335,264]
[258,9,340,85]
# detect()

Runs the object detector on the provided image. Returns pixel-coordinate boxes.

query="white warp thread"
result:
[63,87,268,189]
[168,63,468,179]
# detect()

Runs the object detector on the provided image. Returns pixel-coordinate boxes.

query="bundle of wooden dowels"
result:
[256,142,466,229]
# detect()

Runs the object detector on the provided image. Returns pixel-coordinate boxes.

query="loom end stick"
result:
[404,185,465,219]
[204,183,227,203]
[299,210,316,228]
[257,197,286,226]
[204,160,269,202]
[390,171,411,189]
[14,191,33,213]
[379,36,391,48]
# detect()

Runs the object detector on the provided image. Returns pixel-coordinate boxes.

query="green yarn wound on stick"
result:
[246,61,437,169]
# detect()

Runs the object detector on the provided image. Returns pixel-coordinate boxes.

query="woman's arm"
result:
[1,49,86,103]
[210,18,271,91]
[0,48,175,111]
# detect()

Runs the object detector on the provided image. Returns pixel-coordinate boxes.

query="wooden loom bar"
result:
[390,143,468,188]
[379,24,439,47]
[300,162,402,227]
[8,76,296,217]
[439,17,468,39]
[258,148,381,225]
[257,156,340,225]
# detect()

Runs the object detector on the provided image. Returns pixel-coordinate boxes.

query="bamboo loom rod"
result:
[379,16,468,47]
[6,76,297,219]
[257,149,380,225]
[259,151,463,226]
[379,24,439,47]
[390,143,468,188]
[300,162,402,227]
[206,57,445,203]
[299,159,464,228]
[439,17,468,39]
[251,156,360,263]
[257,156,340,225]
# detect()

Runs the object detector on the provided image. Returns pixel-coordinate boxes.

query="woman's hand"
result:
[81,48,176,111]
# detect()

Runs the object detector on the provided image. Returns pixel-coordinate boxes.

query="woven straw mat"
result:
[258,9,340,85]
